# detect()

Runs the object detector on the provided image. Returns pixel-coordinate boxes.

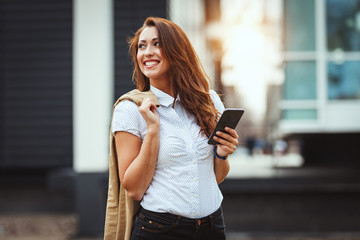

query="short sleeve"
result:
[209,90,225,115]
[112,100,147,139]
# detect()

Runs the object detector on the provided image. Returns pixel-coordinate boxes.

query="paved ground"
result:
[1,214,360,240]
[228,234,360,240]
[0,214,81,240]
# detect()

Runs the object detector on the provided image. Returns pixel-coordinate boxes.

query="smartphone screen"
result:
[208,108,244,145]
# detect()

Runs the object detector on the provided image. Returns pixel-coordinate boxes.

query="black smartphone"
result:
[208,108,244,145]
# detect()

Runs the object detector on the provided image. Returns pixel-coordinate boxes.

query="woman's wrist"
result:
[147,124,160,135]
[214,146,228,160]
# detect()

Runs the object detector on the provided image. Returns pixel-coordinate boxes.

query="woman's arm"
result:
[213,127,239,184]
[214,156,230,184]
[115,98,160,201]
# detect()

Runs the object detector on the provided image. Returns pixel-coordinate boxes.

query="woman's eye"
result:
[154,42,160,47]
[138,44,145,49]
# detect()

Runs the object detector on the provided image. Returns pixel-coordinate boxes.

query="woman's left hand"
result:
[213,127,239,158]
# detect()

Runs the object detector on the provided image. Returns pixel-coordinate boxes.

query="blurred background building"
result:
[1,0,360,239]
[266,0,360,167]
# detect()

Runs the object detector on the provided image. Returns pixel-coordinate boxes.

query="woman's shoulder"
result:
[209,89,221,104]
[112,100,146,137]
[209,89,219,97]
[113,100,144,121]
[209,89,225,113]
[114,100,139,113]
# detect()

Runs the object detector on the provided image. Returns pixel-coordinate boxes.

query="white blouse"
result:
[112,85,225,218]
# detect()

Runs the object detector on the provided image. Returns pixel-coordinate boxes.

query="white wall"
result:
[279,102,360,135]
[324,103,360,132]
[73,0,113,172]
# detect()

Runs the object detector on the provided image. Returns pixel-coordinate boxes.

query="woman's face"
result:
[137,26,170,84]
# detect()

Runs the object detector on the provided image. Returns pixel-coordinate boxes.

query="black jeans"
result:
[130,207,226,240]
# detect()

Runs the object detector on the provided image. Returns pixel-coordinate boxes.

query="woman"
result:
[112,17,238,240]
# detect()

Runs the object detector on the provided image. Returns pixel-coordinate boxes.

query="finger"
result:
[225,127,239,138]
[224,128,239,145]
[213,135,237,150]
[142,98,156,107]
[215,131,239,146]
[140,98,157,112]
[216,131,233,141]
[149,103,157,113]
[217,144,235,156]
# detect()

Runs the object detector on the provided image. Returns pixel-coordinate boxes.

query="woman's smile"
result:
[144,59,160,68]
[137,26,170,83]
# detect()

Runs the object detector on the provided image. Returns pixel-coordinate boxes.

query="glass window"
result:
[282,109,317,120]
[283,61,317,100]
[284,0,316,51]
[326,0,360,52]
[328,61,360,100]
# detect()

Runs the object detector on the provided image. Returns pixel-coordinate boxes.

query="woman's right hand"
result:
[138,98,160,130]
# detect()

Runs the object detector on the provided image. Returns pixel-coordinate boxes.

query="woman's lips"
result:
[144,60,160,68]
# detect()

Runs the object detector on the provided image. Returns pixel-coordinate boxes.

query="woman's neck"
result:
[150,78,175,98]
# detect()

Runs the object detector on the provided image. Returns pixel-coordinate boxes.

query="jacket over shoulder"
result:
[104,89,159,240]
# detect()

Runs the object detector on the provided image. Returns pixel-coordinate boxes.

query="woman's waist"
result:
[141,188,223,218]
[138,205,224,224]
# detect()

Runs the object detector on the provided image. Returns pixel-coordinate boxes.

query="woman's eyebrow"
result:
[139,37,159,43]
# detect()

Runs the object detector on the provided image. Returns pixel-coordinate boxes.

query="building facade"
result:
[271,0,360,166]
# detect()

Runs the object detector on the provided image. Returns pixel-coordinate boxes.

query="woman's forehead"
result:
[139,26,158,41]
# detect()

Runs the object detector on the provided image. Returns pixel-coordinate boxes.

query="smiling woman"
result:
[136,27,171,88]
[128,17,220,137]
[104,17,240,240]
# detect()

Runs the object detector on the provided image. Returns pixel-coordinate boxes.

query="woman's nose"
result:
[145,46,154,56]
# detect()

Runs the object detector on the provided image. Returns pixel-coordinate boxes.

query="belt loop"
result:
[209,214,214,229]
[175,216,181,226]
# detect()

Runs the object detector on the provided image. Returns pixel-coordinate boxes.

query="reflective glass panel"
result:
[283,61,317,100]
[328,61,360,100]
[282,109,317,120]
[284,0,315,51]
[326,0,360,51]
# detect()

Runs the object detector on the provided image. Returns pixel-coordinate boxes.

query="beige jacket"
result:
[104,89,160,240]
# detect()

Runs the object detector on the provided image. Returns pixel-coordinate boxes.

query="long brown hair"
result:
[129,17,219,138]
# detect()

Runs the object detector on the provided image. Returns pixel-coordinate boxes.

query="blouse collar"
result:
[150,85,180,107]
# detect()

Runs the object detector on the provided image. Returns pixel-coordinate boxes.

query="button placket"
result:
[176,107,200,218]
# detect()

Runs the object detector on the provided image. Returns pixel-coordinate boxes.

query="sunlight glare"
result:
[221,0,282,122]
